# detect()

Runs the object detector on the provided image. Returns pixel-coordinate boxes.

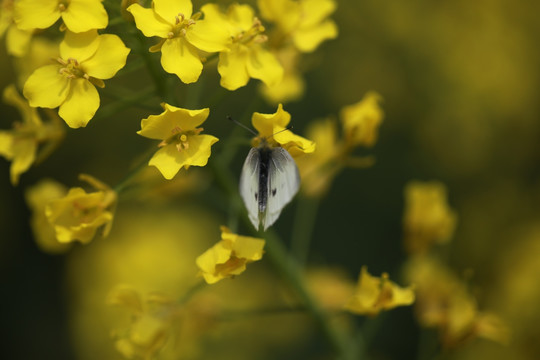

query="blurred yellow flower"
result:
[23,30,130,128]
[25,178,71,254]
[340,91,384,147]
[403,181,457,254]
[260,45,304,104]
[258,0,338,52]
[14,36,60,88]
[14,0,107,33]
[108,286,178,360]
[137,103,218,180]
[405,256,509,347]
[0,0,33,56]
[296,118,341,197]
[306,267,355,311]
[0,84,64,185]
[202,3,283,90]
[344,266,415,316]
[128,0,230,83]
[45,174,117,244]
[196,226,265,284]
[251,103,315,157]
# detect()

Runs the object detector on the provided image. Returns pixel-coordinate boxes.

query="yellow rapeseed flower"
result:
[25,179,71,254]
[340,91,384,147]
[345,266,415,316]
[107,286,177,360]
[14,0,108,33]
[403,181,457,254]
[23,30,130,128]
[251,104,315,158]
[137,103,219,180]
[0,0,34,56]
[0,84,64,185]
[128,0,230,83]
[405,256,510,347]
[202,3,283,90]
[196,226,265,284]
[258,0,338,52]
[260,45,304,104]
[45,174,117,244]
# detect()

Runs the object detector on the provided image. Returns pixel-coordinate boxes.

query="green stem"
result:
[291,195,321,267]
[209,159,359,360]
[113,147,155,194]
[178,280,207,305]
[94,87,156,122]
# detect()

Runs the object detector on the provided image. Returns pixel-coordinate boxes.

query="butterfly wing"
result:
[262,147,301,231]
[239,147,261,230]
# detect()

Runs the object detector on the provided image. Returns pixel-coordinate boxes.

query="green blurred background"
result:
[2,0,540,359]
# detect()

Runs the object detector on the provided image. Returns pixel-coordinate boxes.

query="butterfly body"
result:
[240,142,300,231]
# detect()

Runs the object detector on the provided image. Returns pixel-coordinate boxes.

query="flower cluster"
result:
[296,91,384,197]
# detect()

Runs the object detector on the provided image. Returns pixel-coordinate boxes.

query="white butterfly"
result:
[239,139,300,231]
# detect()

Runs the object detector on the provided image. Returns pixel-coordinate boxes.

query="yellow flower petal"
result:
[83,34,130,80]
[148,134,218,179]
[218,47,250,91]
[60,30,101,63]
[14,0,60,30]
[127,4,172,38]
[148,144,184,180]
[179,134,218,167]
[45,186,116,244]
[260,71,305,104]
[23,64,70,109]
[246,46,284,87]
[227,3,257,31]
[160,37,202,83]
[196,242,232,284]
[299,0,336,27]
[6,25,32,57]
[185,19,230,53]
[252,103,291,137]
[0,132,14,159]
[10,138,36,185]
[61,0,108,33]
[196,226,265,284]
[293,19,337,53]
[137,106,209,140]
[25,179,71,254]
[58,78,99,128]
[153,0,192,22]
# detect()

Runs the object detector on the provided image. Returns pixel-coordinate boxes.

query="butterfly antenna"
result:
[270,125,293,137]
[227,115,258,136]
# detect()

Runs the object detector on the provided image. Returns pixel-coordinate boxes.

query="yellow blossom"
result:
[344,266,415,316]
[251,104,315,158]
[25,178,71,254]
[23,30,130,128]
[295,118,341,197]
[260,45,304,104]
[0,84,64,185]
[201,3,283,90]
[405,255,510,347]
[137,103,218,180]
[108,286,178,360]
[128,0,230,83]
[14,0,107,33]
[14,36,60,88]
[306,267,356,311]
[45,174,117,244]
[403,181,457,254]
[0,0,34,56]
[196,226,265,284]
[258,0,338,52]
[340,91,384,147]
